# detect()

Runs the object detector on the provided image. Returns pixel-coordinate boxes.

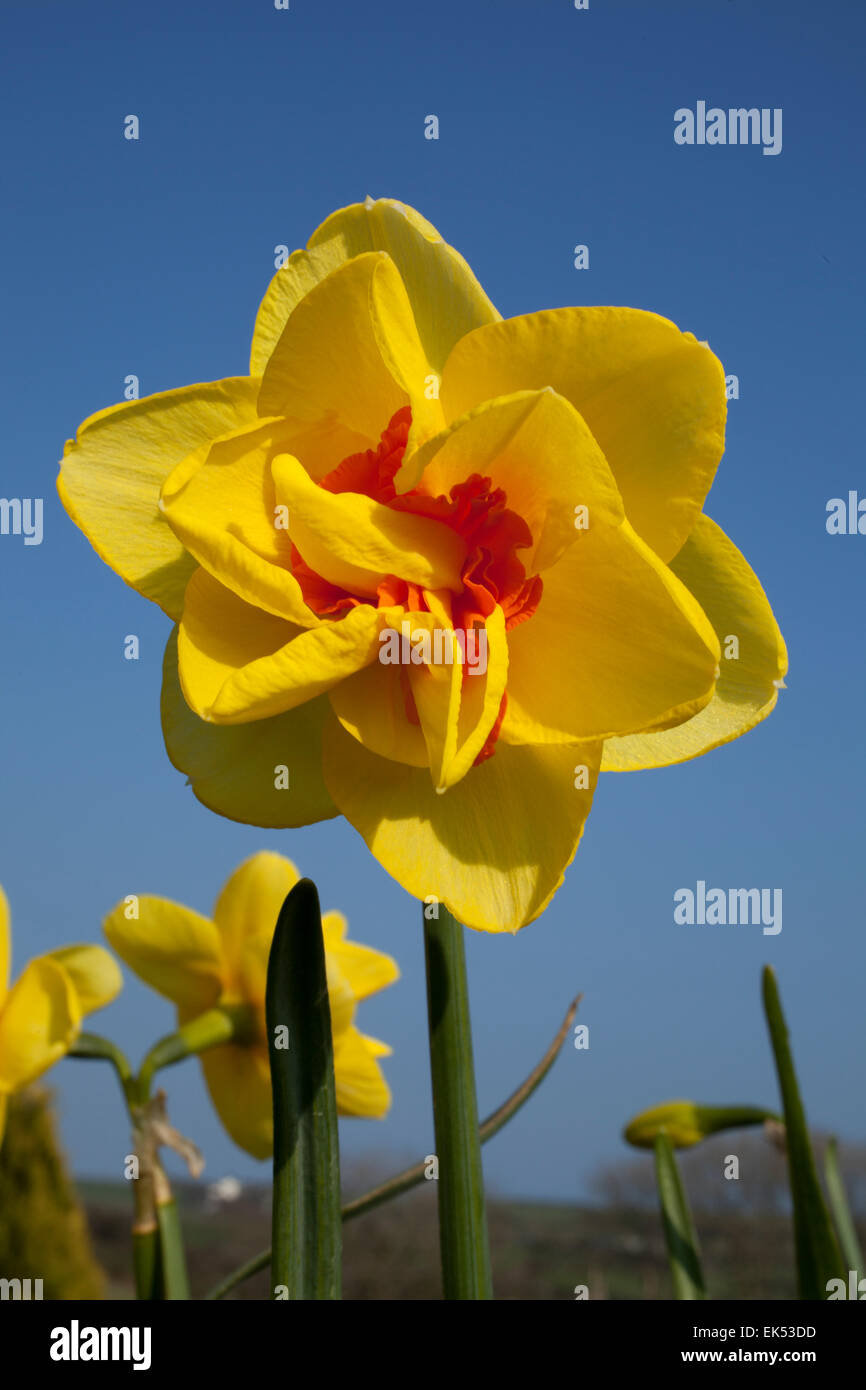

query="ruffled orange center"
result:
[290,408,543,763]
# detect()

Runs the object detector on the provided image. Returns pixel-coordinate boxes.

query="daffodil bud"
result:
[624,1100,779,1150]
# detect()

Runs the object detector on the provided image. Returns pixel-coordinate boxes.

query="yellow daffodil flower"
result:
[59,197,787,933]
[0,884,122,1147]
[103,852,398,1158]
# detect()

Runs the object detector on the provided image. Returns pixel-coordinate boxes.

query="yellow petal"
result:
[58,378,260,619]
[325,959,358,1039]
[402,388,624,573]
[272,453,465,597]
[177,568,395,724]
[0,885,9,1003]
[602,515,788,770]
[212,851,300,1007]
[103,897,223,1014]
[329,659,431,768]
[258,251,442,446]
[46,946,123,1015]
[323,713,602,933]
[408,604,509,790]
[0,957,80,1091]
[197,1041,273,1159]
[251,196,499,380]
[502,518,720,745]
[159,418,320,626]
[442,308,726,563]
[406,614,462,788]
[333,1025,392,1118]
[266,414,375,485]
[161,628,339,828]
[321,912,401,1002]
[176,568,296,721]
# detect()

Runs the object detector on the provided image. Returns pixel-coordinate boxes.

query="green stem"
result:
[132,1227,162,1301]
[156,1195,190,1300]
[267,878,341,1300]
[204,994,581,1300]
[654,1131,706,1299]
[68,1032,136,1106]
[137,1005,254,1096]
[72,1024,212,1300]
[423,904,492,1300]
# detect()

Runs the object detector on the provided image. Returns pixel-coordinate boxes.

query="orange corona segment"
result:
[289,407,542,766]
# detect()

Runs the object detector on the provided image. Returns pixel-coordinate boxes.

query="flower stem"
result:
[137,1005,253,1096]
[156,1192,190,1300]
[69,1031,200,1299]
[423,904,493,1300]
[132,1225,162,1301]
[654,1132,706,1299]
[266,878,341,1300]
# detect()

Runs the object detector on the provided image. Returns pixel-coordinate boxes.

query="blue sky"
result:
[1,0,864,1206]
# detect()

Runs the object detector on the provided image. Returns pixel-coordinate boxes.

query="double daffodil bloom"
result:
[0,884,122,1146]
[103,852,398,1158]
[59,197,787,933]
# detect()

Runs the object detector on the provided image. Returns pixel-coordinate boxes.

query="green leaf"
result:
[654,1131,706,1299]
[266,878,341,1301]
[423,905,493,1300]
[824,1137,864,1280]
[762,966,844,1298]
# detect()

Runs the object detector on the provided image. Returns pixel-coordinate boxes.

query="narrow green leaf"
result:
[762,965,844,1298]
[824,1137,864,1280]
[424,905,492,1300]
[654,1131,706,1299]
[266,878,341,1301]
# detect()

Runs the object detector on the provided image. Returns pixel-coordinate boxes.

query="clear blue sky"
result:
[1,0,864,1205]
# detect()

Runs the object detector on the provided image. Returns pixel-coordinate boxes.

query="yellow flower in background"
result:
[0,884,122,1147]
[103,852,399,1159]
[58,197,787,934]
